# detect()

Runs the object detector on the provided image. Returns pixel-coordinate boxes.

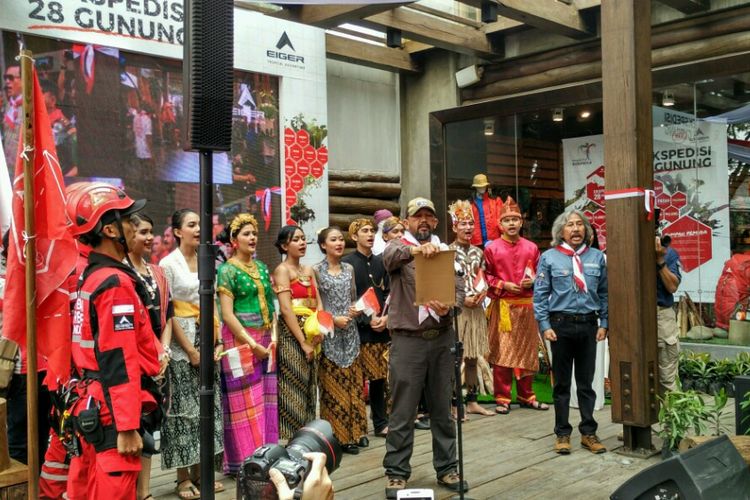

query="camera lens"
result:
[286,419,342,474]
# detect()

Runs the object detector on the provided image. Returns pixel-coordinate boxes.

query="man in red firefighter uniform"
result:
[39,183,96,499]
[64,182,160,499]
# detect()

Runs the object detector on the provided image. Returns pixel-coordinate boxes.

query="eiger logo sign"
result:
[267,31,305,64]
[276,32,295,52]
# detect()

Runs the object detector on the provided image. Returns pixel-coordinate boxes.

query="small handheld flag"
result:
[473,269,488,293]
[317,310,334,336]
[355,287,381,316]
[222,344,254,378]
[523,260,536,281]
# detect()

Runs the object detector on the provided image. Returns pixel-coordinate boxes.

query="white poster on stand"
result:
[562,107,730,303]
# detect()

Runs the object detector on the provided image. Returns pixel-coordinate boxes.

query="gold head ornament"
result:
[229,213,258,237]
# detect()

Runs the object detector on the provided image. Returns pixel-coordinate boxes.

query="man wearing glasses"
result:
[3,65,22,168]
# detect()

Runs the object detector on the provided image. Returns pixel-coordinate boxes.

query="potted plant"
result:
[692,358,712,393]
[679,351,698,390]
[712,359,734,396]
[702,388,729,436]
[657,389,709,458]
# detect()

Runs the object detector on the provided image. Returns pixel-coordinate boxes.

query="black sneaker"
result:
[342,444,360,455]
[414,417,431,430]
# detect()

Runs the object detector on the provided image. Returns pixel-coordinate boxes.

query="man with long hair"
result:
[533,210,608,455]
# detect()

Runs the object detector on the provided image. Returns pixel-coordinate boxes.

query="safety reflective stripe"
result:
[43,461,69,469]
[40,471,68,481]
[74,339,95,348]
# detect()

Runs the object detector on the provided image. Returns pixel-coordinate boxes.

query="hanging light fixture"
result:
[483,118,495,136]
[553,108,564,122]
[662,90,675,107]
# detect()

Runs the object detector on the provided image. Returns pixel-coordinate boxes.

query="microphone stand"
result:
[451,306,474,500]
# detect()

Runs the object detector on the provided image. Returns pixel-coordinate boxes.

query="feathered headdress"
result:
[448,199,474,224]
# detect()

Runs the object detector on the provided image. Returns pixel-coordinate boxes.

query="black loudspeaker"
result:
[183,0,234,151]
[481,1,498,23]
[386,28,402,48]
[610,435,750,500]
[736,375,750,435]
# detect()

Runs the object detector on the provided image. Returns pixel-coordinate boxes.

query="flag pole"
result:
[20,48,39,499]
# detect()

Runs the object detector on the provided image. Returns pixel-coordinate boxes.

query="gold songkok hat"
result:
[348,218,375,240]
[500,196,522,220]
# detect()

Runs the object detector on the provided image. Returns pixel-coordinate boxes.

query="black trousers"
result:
[6,372,52,465]
[369,378,388,432]
[383,332,456,480]
[549,315,598,437]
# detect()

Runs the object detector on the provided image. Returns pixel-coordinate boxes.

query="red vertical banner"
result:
[2,68,78,384]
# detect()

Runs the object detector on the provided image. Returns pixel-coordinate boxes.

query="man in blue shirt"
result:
[533,210,608,455]
[656,234,681,393]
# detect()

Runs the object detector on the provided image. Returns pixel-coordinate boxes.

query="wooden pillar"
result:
[601,0,659,455]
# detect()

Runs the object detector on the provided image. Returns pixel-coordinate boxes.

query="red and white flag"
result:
[355,287,381,316]
[523,260,536,281]
[224,343,255,378]
[2,68,78,385]
[473,268,488,293]
[317,310,334,336]
[266,342,277,373]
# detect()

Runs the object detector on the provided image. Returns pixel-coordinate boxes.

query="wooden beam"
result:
[602,0,658,449]
[657,0,710,14]
[483,17,525,35]
[275,3,408,29]
[495,0,593,38]
[406,4,483,28]
[325,34,420,74]
[462,30,750,101]
[403,40,434,54]
[362,7,498,58]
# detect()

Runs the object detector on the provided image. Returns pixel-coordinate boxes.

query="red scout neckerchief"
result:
[555,242,589,293]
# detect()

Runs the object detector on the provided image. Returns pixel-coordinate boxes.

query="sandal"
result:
[175,479,200,500]
[520,400,549,411]
[194,479,226,494]
[495,403,510,415]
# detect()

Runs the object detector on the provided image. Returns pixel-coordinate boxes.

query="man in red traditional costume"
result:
[484,197,548,414]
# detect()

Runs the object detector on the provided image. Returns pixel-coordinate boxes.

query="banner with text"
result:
[1,2,329,263]
[562,107,730,303]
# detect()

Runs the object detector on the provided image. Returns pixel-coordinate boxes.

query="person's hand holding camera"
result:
[270,452,334,500]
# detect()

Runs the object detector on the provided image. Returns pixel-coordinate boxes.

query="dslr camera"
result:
[238,419,342,500]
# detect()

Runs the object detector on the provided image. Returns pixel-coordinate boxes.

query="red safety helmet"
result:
[66,182,146,236]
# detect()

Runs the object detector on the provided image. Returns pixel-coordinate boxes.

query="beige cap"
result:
[406,197,437,217]
[471,174,490,188]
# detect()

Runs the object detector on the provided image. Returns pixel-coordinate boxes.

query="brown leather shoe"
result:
[385,477,407,499]
[554,435,571,454]
[581,434,607,454]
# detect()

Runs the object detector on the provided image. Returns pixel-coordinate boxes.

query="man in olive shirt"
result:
[382,197,466,498]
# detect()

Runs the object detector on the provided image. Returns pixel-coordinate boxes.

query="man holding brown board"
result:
[382,197,466,498]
